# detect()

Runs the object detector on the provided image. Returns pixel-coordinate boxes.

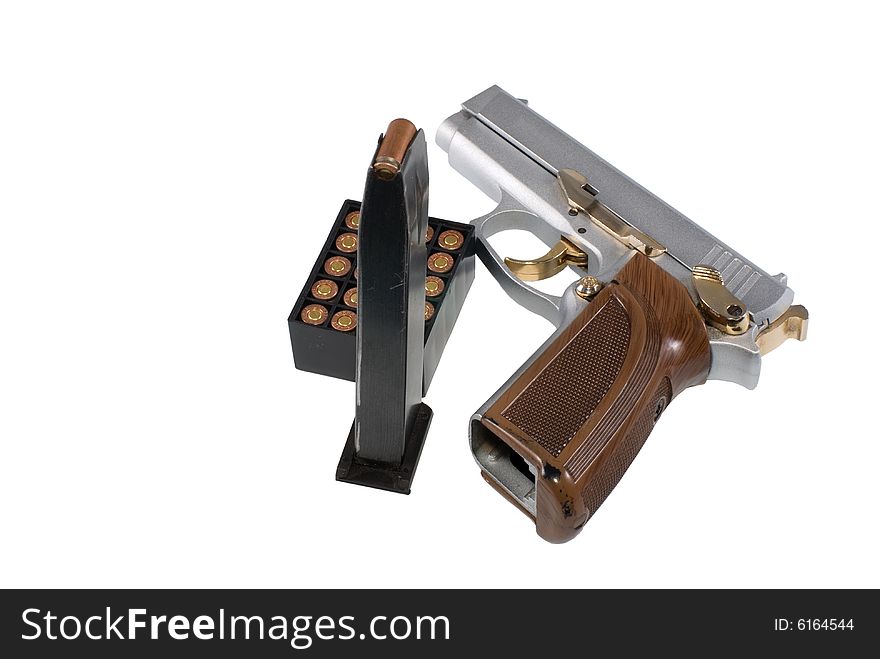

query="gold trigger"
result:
[504,237,588,281]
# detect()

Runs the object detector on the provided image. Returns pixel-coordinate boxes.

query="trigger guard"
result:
[471,202,565,325]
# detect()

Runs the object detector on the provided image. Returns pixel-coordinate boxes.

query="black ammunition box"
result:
[288,199,474,393]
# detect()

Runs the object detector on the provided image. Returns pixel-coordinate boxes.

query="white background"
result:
[1,1,877,588]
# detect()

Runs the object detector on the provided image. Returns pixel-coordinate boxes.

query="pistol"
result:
[438,86,808,543]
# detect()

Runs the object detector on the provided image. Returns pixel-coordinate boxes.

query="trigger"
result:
[504,237,588,282]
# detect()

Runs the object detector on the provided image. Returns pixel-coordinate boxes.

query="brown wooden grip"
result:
[480,254,711,543]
